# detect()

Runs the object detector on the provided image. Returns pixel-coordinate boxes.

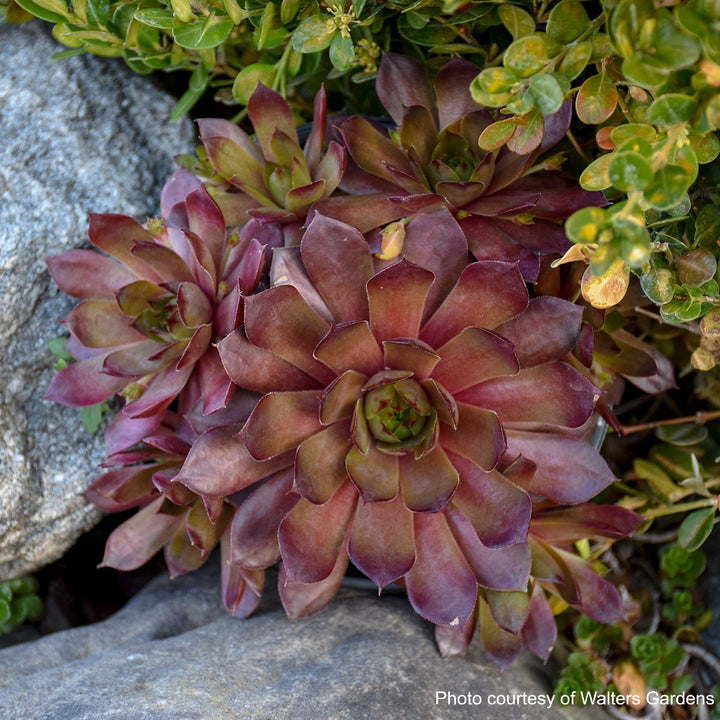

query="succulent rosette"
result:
[190,83,345,247]
[85,382,268,617]
[45,169,266,452]
[188,207,635,663]
[316,53,605,282]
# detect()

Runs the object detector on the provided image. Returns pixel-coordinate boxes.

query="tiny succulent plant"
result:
[319,53,606,283]
[45,169,267,452]
[0,577,43,635]
[185,82,345,246]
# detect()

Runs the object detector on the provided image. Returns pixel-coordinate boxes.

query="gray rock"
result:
[0,21,195,580]
[0,563,605,720]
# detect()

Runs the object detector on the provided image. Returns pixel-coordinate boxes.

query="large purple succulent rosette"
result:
[316,52,606,283]
[177,208,640,665]
[45,171,266,452]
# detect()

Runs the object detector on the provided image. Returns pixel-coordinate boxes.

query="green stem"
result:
[643,497,718,519]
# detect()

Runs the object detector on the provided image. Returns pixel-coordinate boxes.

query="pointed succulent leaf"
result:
[99,498,182,571]
[530,504,642,544]
[220,526,263,619]
[435,58,488,130]
[401,209,469,321]
[230,468,298,569]
[218,331,320,393]
[448,451,531,547]
[521,584,557,662]
[495,297,584,367]
[432,328,519,394]
[46,250,135,300]
[557,549,624,623]
[457,362,598,430]
[399,446,458,512]
[301,213,373,323]
[87,213,162,281]
[421,262,529,348]
[485,589,530,634]
[382,339,440,379]
[247,83,299,161]
[446,508,531,591]
[45,352,128,408]
[279,547,349,620]
[346,444,399,502]
[175,426,293,496]
[406,511,477,627]
[160,167,204,219]
[348,495,415,590]
[479,596,524,669]
[377,52,435,126]
[435,604,478,658]
[64,300,146,348]
[507,431,616,504]
[439,404,505,472]
[240,391,322,460]
[244,285,334,384]
[368,260,434,342]
[295,421,352,504]
[278,479,357,584]
[196,118,263,163]
[320,371,367,425]
[314,322,384,376]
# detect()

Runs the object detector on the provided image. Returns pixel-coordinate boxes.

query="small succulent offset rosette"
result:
[174,208,641,666]
[44,170,267,452]
[318,52,606,282]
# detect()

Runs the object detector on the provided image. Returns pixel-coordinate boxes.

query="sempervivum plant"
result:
[179,208,640,664]
[45,169,266,452]
[317,53,606,281]
[85,383,268,617]
[187,83,345,247]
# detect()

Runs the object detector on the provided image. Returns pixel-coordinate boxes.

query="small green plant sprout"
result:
[47,336,112,433]
[0,577,43,635]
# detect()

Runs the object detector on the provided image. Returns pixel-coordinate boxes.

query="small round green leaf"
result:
[478,119,518,151]
[641,268,676,304]
[546,0,590,44]
[608,151,654,192]
[580,153,613,191]
[504,34,560,77]
[565,206,607,244]
[689,133,720,164]
[528,73,564,114]
[576,72,618,124]
[498,4,535,40]
[292,15,335,53]
[647,94,698,125]
[232,63,276,104]
[173,14,234,50]
[674,248,717,286]
[644,165,692,210]
[506,109,544,155]
[329,32,355,71]
[134,8,178,29]
[558,41,592,80]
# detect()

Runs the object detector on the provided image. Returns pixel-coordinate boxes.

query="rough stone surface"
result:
[0,563,606,720]
[0,21,195,580]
